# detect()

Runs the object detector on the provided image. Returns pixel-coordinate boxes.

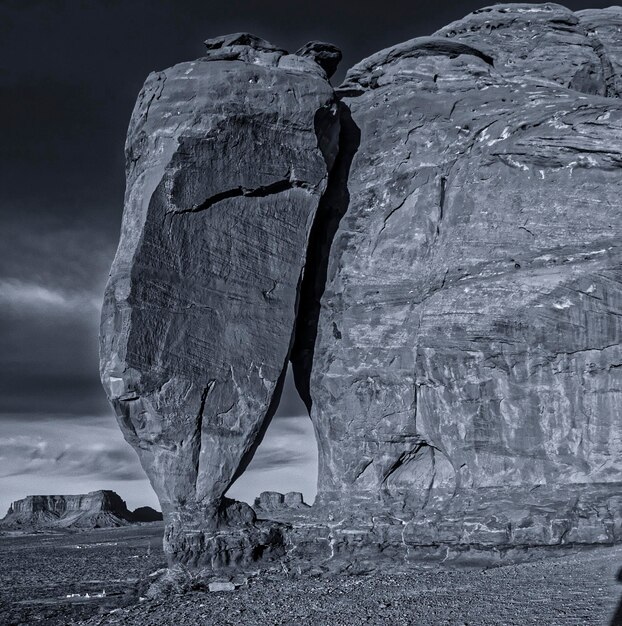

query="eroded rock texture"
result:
[301,1,622,548]
[100,35,339,563]
[102,5,622,570]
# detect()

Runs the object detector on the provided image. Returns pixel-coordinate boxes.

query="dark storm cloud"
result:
[0,218,113,415]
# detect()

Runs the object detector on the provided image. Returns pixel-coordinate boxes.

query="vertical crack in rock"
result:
[218,98,345,503]
[193,381,214,496]
[437,176,446,237]
[584,33,618,98]
[290,102,361,410]
[225,357,289,490]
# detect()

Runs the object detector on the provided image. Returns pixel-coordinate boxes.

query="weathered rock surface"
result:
[0,490,161,529]
[100,34,340,563]
[300,1,622,552]
[308,0,622,502]
[101,5,622,571]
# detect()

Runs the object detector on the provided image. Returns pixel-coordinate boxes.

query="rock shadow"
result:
[291,101,361,410]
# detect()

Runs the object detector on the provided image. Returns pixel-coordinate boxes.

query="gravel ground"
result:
[0,524,165,625]
[79,545,622,626]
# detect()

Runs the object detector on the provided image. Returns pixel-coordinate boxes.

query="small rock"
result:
[254,491,285,511]
[208,581,236,592]
[295,41,342,78]
[203,32,284,53]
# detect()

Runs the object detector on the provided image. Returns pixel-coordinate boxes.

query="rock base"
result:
[162,483,622,573]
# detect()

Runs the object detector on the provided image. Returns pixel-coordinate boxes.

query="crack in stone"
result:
[291,102,361,411]
[194,380,215,496]
[169,177,314,215]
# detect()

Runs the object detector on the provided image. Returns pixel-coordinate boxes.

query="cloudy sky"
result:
[0,0,608,516]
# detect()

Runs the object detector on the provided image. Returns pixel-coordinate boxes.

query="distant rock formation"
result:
[0,490,162,529]
[101,4,622,571]
[253,491,309,514]
[132,506,164,523]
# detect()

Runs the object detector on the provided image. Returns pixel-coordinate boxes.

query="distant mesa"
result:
[100,3,622,572]
[0,490,162,530]
[131,505,164,523]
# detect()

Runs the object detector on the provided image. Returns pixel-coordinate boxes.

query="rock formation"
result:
[253,491,309,514]
[101,4,622,571]
[132,506,165,523]
[0,490,162,529]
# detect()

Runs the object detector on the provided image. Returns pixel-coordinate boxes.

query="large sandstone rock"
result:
[99,35,340,563]
[101,5,622,570]
[308,1,622,498]
[299,2,622,548]
[301,2,622,537]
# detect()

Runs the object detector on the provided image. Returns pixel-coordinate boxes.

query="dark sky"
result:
[0,0,613,513]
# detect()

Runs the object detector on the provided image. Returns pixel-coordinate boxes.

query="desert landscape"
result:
[1,525,621,625]
[5,1,622,624]
[0,524,164,626]
[3,487,621,624]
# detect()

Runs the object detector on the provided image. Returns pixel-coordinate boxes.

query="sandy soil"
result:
[2,525,621,625]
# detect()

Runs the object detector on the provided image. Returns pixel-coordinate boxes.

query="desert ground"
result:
[0,524,164,625]
[1,524,622,625]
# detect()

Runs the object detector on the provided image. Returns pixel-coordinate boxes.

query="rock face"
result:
[99,34,339,563]
[101,5,622,571]
[0,490,160,529]
[132,506,164,523]
[308,0,622,509]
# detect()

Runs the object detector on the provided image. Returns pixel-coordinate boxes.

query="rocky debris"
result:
[75,544,622,626]
[252,491,309,513]
[5,524,622,626]
[0,491,161,529]
[101,5,622,572]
